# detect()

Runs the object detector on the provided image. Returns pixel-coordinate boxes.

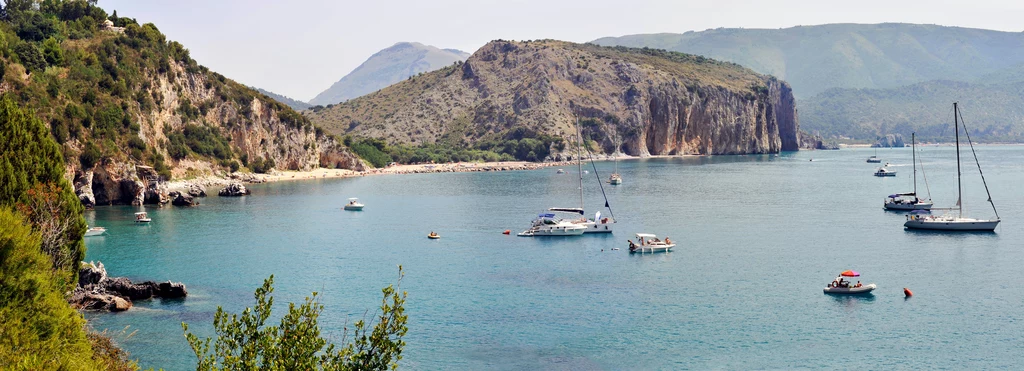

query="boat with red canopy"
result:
[823,270,876,295]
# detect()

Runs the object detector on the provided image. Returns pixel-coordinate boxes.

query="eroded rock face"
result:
[186,183,207,197]
[218,182,250,197]
[169,191,198,206]
[74,171,96,208]
[874,134,905,148]
[90,162,147,206]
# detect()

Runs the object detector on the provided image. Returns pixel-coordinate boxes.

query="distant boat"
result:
[427,232,440,240]
[867,147,882,163]
[609,145,622,185]
[556,169,565,174]
[84,226,107,237]
[905,103,1000,231]
[628,233,675,253]
[873,166,897,177]
[884,132,933,210]
[134,212,151,223]
[343,198,364,211]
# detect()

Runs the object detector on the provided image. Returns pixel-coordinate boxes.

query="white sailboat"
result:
[866,147,882,163]
[571,116,616,233]
[609,136,622,185]
[904,103,1000,231]
[884,132,933,210]
[517,212,587,236]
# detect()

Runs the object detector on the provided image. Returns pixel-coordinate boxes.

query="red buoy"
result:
[903,288,913,297]
[503,230,511,235]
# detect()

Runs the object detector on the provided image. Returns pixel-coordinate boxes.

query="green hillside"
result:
[593,24,1024,98]
[800,80,1024,142]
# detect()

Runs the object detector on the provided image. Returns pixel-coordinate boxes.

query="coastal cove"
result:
[86,147,1024,370]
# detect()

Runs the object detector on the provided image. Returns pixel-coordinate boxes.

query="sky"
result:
[99,0,1024,102]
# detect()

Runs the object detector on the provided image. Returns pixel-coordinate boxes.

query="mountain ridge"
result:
[308,42,469,106]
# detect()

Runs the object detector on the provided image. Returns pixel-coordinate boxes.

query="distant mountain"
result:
[593,24,1024,98]
[307,40,800,157]
[253,88,312,111]
[800,80,1024,142]
[308,42,470,106]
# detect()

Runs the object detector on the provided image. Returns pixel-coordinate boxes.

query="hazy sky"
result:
[100,0,1024,102]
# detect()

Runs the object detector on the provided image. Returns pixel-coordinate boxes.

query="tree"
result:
[42,36,63,66]
[0,94,86,288]
[183,267,408,371]
[13,42,47,72]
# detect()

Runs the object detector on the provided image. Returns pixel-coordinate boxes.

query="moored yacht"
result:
[84,226,107,236]
[134,212,151,223]
[885,133,933,210]
[343,198,364,211]
[518,212,586,236]
[904,103,1000,232]
[873,165,896,177]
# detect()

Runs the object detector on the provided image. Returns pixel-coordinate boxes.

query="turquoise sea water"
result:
[85,146,1024,370]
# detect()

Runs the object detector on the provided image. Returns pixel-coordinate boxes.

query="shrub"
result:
[13,42,47,73]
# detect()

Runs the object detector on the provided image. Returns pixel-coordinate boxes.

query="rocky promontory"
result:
[70,261,187,312]
[310,40,801,156]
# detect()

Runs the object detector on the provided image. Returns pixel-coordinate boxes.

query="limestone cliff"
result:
[308,40,800,156]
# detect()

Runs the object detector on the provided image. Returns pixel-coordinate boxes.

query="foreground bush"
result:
[183,267,408,370]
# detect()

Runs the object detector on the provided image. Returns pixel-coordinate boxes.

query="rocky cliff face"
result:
[70,59,364,205]
[308,40,799,156]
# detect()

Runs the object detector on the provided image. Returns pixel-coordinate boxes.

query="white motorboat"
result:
[866,155,881,163]
[823,270,875,295]
[609,173,622,185]
[885,133,933,210]
[628,233,675,253]
[343,198,364,211]
[904,103,1000,232]
[556,169,565,174]
[518,213,586,236]
[134,212,151,223]
[84,226,107,237]
[874,166,896,177]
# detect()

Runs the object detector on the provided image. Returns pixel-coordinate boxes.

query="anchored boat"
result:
[343,198,364,211]
[904,103,1000,232]
[823,270,876,295]
[885,133,933,211]
[627,233,675,253]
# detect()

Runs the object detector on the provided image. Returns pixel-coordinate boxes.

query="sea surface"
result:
[85,146,1024,370]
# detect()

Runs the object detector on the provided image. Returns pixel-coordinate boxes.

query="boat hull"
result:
[884,202,933,210]
[134,219,151,223]
[579,220,615,234]
[84,227,106,237]
[904,219,999,231]
[866,159,882,163]
[343,205,364,211]
[629,244,675,254]
[874,172,897,177]
[823,283,876,295]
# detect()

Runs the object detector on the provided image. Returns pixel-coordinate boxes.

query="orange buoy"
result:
[503,230,511,235]
[903,288,913,297]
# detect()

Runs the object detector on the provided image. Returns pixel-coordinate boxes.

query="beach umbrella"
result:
[840,270,860,277]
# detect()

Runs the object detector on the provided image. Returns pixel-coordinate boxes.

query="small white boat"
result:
[874,166,896,177]
[628,233,675,253]
[556,169,565,174]
[518,213,586,237]
[84,226,107,237]
[866,156,881,163]
[343,198,364,211]
[609,173,622,185]
[134,212,151,223]
[823,270,875,295]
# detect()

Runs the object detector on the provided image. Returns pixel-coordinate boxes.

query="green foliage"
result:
[0,94,85,287]
[42,36,63,66]
[183,267,408,370]
[165,124,234,161]
[248,156,275,174]
[13,41,46,72]
[0,207,106,370]
[350,139,393,168]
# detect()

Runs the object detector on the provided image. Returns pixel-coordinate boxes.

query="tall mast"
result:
[912,132,917,196]
[575,116,584,211]
[954,102,962,217]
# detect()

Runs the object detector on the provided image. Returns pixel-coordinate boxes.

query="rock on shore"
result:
[69,261,187,312]
[218,182,251,197]
[168,190,199,206]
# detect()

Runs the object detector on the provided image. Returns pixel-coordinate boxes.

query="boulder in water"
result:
[169,191,198,206]
[218,182,250,197]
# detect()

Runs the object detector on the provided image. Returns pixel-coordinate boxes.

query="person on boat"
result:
[838,278,845,287]
[855,281,862,288]
[664,237,671,245]
[627,240,637,251]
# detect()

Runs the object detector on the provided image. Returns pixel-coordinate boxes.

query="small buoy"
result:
[503,230,511,235]
[903,288,913,297]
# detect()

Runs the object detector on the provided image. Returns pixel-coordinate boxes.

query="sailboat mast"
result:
[912,132,917,196]
[575,116,585,212]
[954,102,962,217]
